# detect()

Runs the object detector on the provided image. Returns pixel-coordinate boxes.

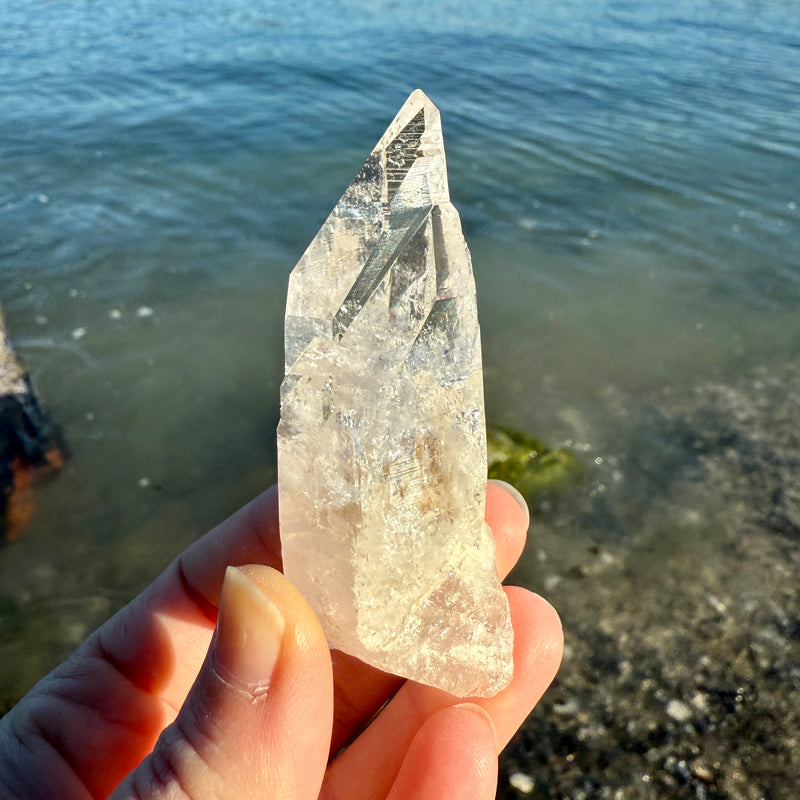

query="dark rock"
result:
[0,310,64,542]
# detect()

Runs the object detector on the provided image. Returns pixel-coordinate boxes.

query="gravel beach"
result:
[499,360,800,799]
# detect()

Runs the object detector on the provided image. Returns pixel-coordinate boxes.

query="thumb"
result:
[111,566,334,800]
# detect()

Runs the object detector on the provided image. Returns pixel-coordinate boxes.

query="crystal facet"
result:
[277,90,513,697]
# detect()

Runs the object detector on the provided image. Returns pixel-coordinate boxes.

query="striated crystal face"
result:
[277,90,513,698]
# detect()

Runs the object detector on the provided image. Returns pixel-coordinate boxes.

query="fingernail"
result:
[488,478,530,528]
[453,702,498,745]
[213,566,285,694]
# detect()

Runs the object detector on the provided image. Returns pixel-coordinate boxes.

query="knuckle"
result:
[132,712,224,800]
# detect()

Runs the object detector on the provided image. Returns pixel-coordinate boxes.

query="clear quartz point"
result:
[278,89,514,697]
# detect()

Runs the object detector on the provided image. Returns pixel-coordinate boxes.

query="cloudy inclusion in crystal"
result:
[278,90,513,698]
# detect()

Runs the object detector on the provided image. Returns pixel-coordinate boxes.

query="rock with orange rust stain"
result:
[0,308,64,542]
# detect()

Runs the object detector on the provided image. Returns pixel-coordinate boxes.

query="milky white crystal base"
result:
[278,90,513,697]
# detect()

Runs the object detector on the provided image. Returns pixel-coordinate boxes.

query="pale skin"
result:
[0,480,563,799]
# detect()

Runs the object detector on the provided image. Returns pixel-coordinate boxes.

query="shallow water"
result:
[1,0,799,713]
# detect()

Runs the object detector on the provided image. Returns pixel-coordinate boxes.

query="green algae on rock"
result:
[487,425,581,502]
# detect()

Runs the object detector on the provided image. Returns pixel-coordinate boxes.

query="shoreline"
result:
[499,359,800,798]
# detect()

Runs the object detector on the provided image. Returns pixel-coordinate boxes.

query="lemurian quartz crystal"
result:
[278,90,513,697]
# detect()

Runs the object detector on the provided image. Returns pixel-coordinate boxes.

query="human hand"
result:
[0,480,563,799]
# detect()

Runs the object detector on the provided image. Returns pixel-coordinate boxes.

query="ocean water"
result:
[1,0,799,722]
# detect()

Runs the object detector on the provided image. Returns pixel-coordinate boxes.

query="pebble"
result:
[508,771,535,794]
[598,550,617,566]
[690,691,710,715]
[553,697,580,716]
[65,622,88,644]
[544,574,561,591]
[666,699,693,723]
[692,760,714,782]
[706,593,727,614]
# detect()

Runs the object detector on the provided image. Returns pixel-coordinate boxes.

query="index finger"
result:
[178,478,529,624]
